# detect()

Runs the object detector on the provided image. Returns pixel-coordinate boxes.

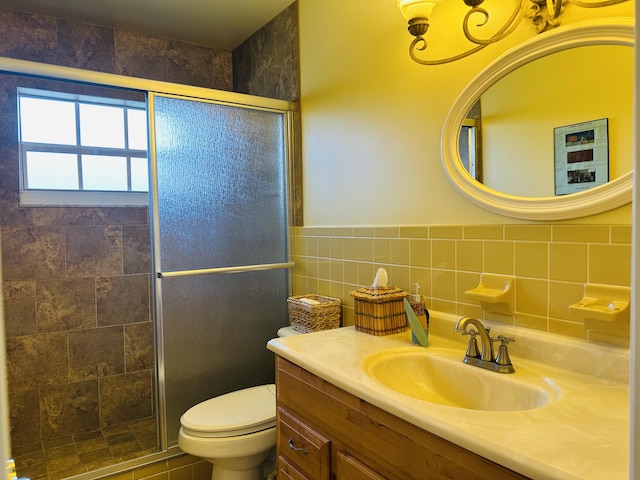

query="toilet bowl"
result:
[178,384,277,480]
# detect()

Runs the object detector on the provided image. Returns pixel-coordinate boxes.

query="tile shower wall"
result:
[0,68,156,480]
[233,2,300,102]
[291,224,632,347]
[0,8,233,90]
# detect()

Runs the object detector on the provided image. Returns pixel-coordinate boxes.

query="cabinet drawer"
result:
[277,407,330,480]
[279,455,311,480]
[336,451,388,480]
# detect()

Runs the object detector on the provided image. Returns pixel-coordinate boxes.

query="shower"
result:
[0,64,293,480]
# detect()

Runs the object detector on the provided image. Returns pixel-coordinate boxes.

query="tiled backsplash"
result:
[291,224,631,347]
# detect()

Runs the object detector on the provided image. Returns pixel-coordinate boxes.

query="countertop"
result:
[267,311,629,480]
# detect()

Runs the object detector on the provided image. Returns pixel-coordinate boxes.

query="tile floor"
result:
[12,417,158,480]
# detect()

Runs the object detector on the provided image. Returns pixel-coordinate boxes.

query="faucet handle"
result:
[493,335,515,345]
[493,335,515,367]
[461,326,491,337]
[462,329,481,358]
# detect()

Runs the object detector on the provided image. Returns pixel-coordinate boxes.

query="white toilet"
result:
[178,327,301,480]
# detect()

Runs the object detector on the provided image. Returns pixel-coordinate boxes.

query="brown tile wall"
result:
[0,8,233,90]
[233,2,299,101]
[233,3,303,225]
[0,73,154,459]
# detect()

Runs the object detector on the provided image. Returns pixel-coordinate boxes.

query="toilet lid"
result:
[180,384,276,438]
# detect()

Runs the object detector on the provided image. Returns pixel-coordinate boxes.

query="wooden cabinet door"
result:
[336,451,387,480]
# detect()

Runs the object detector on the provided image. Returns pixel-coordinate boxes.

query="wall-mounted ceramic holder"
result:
[569,284,630,337]
[465,273,514,315]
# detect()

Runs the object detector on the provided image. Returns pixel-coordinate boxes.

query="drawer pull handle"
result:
[288,438,308,454]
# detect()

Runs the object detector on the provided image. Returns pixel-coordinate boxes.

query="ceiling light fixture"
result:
[396,0,630,65]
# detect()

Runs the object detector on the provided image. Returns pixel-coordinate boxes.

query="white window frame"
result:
[18,87,149,207]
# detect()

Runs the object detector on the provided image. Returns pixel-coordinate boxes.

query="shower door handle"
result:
[157,261,295,278]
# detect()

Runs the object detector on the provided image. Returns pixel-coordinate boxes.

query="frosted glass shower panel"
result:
[161,269,289,444]
[153,95,288,272]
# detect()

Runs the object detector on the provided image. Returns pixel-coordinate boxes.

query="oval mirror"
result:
[441,17,633,220]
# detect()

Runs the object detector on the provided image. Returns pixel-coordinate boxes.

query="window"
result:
[459,120,479,180]
[18,87,149,206]
[459,99,483,183]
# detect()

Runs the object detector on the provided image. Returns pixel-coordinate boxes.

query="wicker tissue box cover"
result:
[287,294,341,333]
[350,286,409,336]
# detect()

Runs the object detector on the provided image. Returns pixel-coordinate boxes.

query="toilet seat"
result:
[180,384,276,438]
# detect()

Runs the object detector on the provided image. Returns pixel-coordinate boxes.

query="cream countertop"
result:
[267,311,629,480]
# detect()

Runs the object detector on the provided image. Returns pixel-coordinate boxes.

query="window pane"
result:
[19,89,150,204]
[130,157,149,192]
[82,155,128,191]
[128,109,148,150]
[20,97,77,145]
[25,151,79,190]
[80,104,125,148]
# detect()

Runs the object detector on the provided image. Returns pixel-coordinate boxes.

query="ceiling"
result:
[2,0,296,51]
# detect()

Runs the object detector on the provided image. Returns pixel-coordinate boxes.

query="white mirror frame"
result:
[441,17,634,220]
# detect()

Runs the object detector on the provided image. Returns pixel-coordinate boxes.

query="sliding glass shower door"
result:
[149,93,292,446]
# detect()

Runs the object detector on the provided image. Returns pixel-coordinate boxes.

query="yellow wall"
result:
[298,0,634,225]
[295,1,635,346]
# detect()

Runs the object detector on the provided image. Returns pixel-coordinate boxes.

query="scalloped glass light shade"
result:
[396,0,439,20]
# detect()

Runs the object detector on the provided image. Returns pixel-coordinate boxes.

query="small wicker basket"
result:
[350,286,409,336]
[287,294,342,333]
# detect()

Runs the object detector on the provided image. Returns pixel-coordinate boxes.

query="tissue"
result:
[371,268,388,289]
[298,297,321,305]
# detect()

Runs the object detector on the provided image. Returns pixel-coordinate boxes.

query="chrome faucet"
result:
[455,316,515,374]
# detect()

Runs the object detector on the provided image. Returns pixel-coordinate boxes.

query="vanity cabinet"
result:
[276,356,529,480]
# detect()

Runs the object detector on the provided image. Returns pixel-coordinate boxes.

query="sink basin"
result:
[363,348,558,412]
